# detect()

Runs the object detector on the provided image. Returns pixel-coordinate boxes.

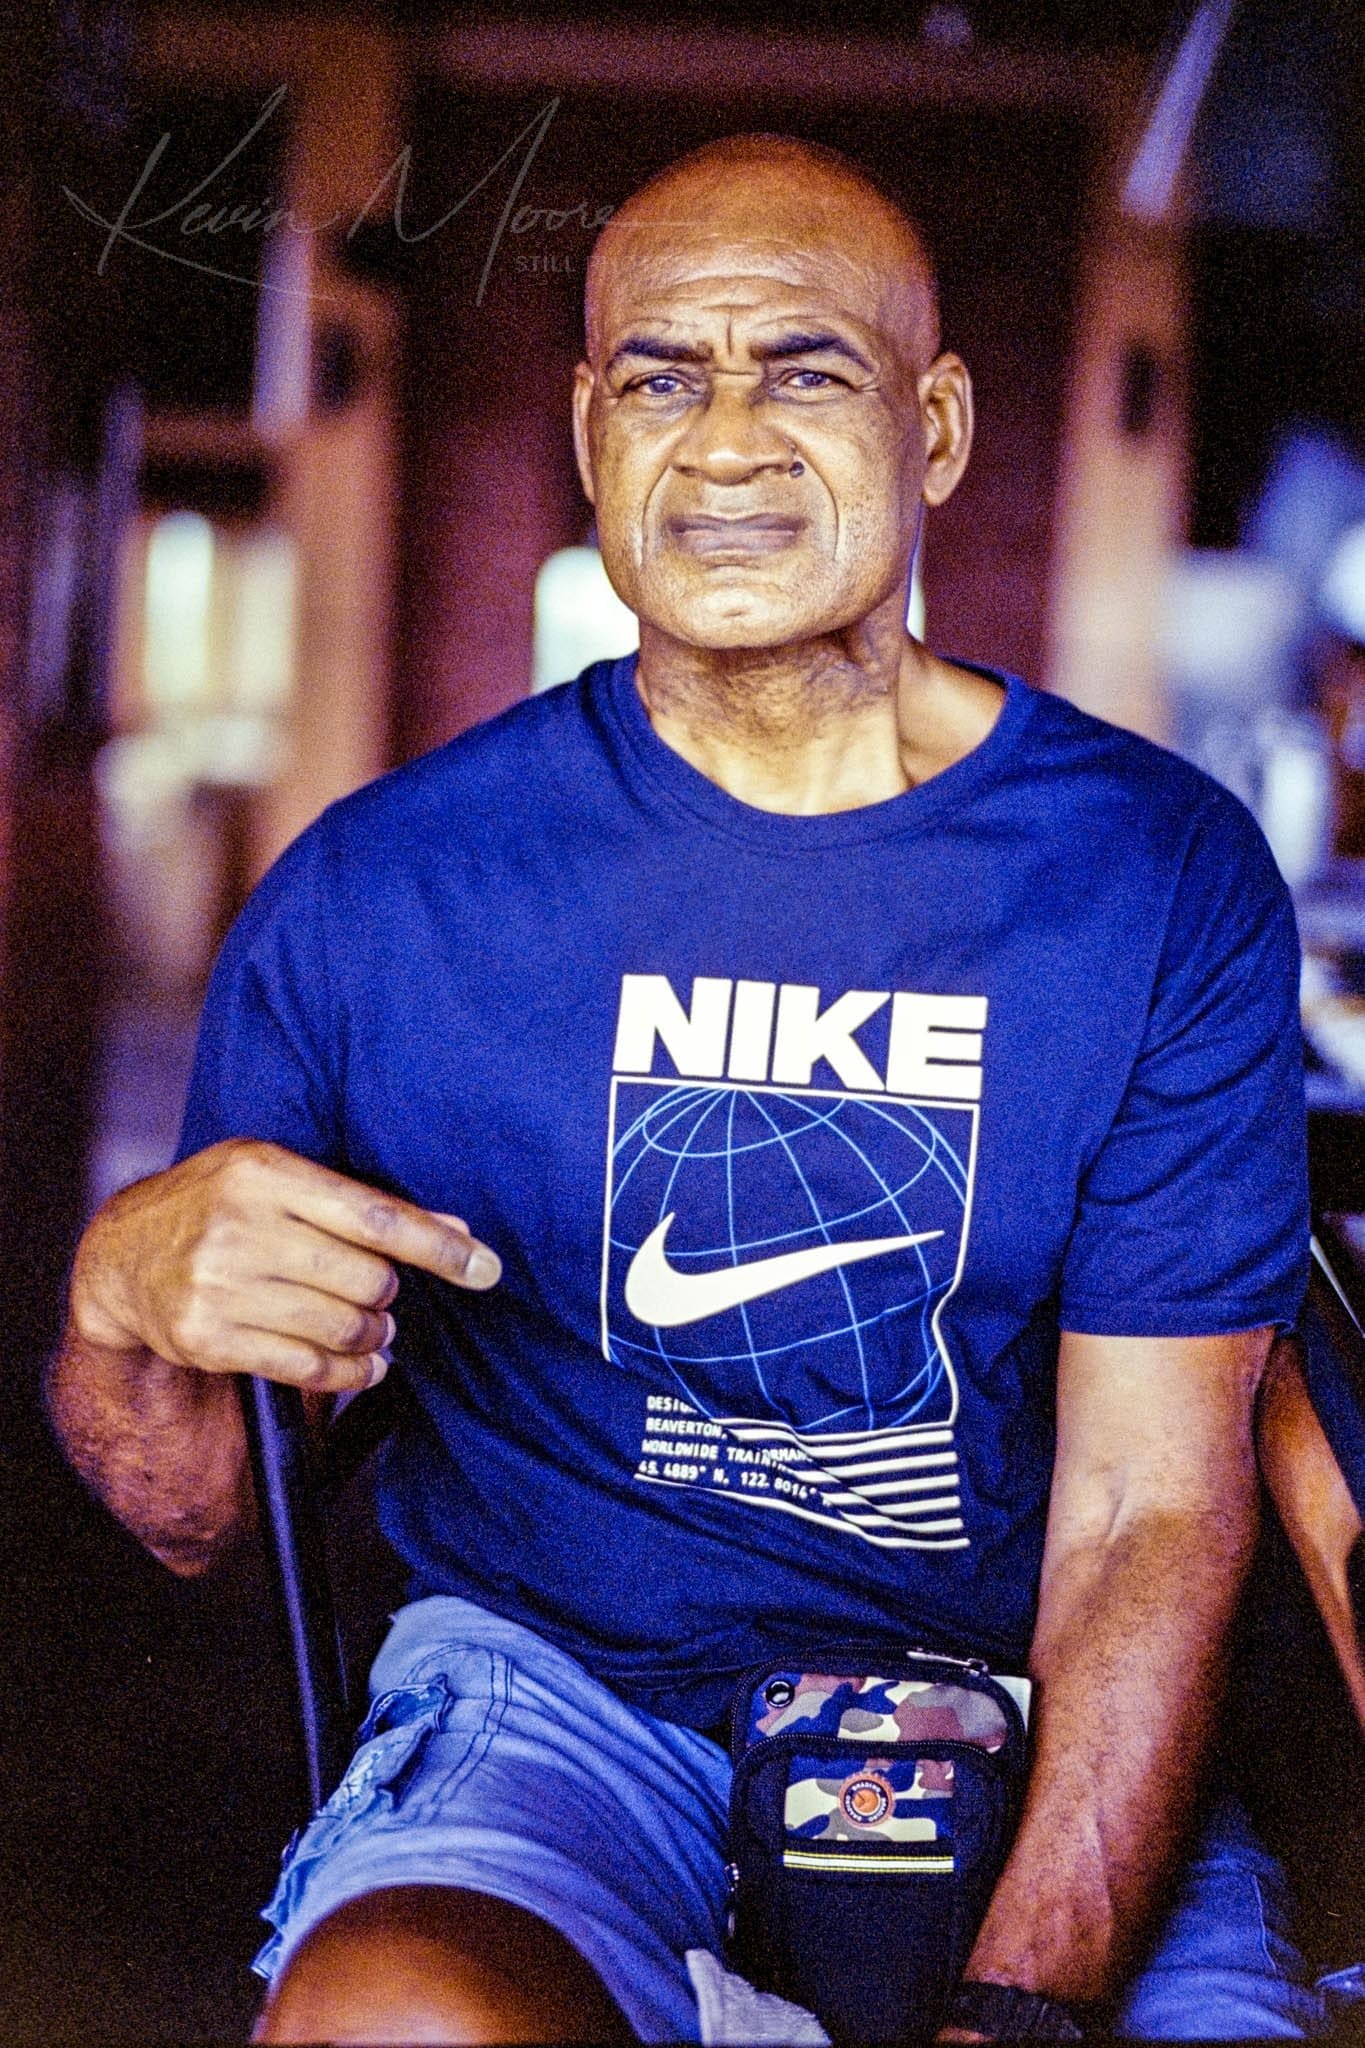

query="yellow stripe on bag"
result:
[781,1849,954,1874]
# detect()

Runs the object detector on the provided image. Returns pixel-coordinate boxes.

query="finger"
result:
[278,1164,501,1290]
[179,1321,388,1395]
[265,1222,400,1311]
[239,1280,395,1358]
[234,1334,388,1396]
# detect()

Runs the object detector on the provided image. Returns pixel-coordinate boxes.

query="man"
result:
[49,136,1318,2041]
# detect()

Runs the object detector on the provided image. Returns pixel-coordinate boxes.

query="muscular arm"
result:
[956,1326,1270,2013]
[47,1321,255,1576]
[46,1139,501,1578]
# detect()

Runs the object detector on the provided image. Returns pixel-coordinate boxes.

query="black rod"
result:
[237,1375,352,1815]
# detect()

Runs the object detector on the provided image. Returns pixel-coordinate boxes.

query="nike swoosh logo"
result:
[624,1214,943,1329]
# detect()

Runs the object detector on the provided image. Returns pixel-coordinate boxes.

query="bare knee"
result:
[254,1884,634,2044]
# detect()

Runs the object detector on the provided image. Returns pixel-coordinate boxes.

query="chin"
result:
[646,585,842,653]
[673,615,810,651]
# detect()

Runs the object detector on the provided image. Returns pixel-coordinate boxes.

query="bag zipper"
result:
[904,1644,989,1674]
[728,1641,1022,1759]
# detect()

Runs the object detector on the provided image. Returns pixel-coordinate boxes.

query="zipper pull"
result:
[907,1645,989,1675]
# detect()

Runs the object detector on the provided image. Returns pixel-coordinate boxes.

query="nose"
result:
[671,379,795,485]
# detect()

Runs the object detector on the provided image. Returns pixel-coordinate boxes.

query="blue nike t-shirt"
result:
[178,657,1309,1727]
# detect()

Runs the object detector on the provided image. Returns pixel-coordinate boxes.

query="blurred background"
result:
[0,0,1363,2035]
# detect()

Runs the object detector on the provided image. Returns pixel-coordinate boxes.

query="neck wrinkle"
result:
[635,620,929,817]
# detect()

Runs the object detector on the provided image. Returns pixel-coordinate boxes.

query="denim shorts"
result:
[254,1594,1330,2041]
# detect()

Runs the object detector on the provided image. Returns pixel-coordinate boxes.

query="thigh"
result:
[252,1595,734,2044]
[1114,1795,1326,2040]
[255,1883,636,2043]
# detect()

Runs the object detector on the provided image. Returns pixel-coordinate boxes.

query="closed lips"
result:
[668,514,804,554]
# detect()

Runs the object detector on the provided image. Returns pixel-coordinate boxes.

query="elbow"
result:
[141,1487,257,1579]
[1122,1495,1261,1574]
[146,1533,238,1579]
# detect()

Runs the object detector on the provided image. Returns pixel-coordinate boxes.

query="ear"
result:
[572,362,597,506]
[918,352,973,509]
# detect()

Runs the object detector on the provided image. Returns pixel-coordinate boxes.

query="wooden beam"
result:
[426,16,1132,116]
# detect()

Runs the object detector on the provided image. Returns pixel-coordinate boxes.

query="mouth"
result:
[667,513,805,561]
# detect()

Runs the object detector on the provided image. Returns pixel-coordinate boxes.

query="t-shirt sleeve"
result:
[1058,790,1308,1337]
[175,829,344,1168]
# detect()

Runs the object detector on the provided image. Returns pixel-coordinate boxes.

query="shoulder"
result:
[233,667,606,936]
[1015,683,1285,900]
[1011,693,1298,1049]
[1017,683,1220,822]
[317,669,599,861]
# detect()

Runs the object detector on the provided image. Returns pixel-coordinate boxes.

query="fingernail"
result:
[366,1354,389,1388]
[464,1246,501,1289]
[382,1312,397,1347]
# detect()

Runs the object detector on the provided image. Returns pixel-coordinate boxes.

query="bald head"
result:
[585,134,940,373]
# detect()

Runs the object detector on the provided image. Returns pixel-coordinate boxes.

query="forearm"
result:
[963,1498,1258,2006]
[45,1318,254,1576]
[1257,1339,1365,1732]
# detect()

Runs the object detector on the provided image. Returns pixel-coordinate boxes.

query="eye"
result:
[628,372,687,397]
[785,368,838,389]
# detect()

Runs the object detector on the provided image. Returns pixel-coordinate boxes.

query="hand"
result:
[70,1138,501,1395]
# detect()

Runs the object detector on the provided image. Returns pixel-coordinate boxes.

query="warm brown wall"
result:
[393,97,587,756]
[0,7,134,1400]
[1046,203,1188,742]
[393,84,1095,756]
[0,15,44,1086]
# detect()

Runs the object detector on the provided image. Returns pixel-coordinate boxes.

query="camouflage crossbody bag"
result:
[725,1645,1033,2045]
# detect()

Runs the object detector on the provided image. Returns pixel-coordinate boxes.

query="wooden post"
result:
[1045,112,1189,740]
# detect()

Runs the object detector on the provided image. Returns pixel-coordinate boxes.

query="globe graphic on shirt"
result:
[604,1082,972,1434]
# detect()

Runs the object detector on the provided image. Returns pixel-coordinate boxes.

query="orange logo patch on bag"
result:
[840,1771,894,1827]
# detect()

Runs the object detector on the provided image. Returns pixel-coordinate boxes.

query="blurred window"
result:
[100,510,299,980]
[144,510,214,710]
[115,508,296,771]
[532,546,638,693]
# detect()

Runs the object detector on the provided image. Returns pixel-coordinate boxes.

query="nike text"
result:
[612,973,987,1099]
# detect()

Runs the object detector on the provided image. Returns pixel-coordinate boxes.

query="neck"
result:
[635,599,1003,815]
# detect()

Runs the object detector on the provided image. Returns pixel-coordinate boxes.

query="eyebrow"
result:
[606,336,710,372]
[753,331,875,373]
[606,330,875,375]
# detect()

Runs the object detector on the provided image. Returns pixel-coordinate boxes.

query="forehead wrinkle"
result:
[613,227,894,296]
[588,219,935,378]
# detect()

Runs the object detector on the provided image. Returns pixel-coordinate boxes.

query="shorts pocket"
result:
[252,1679,455,1980]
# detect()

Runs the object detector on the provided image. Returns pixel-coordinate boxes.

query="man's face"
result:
[573,185,969,652]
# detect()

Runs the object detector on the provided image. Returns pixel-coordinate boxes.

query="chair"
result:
[239,1366,401,1814]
